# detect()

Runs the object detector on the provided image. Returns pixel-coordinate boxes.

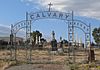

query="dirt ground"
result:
[5,64,67,70]
[0,48,100,70]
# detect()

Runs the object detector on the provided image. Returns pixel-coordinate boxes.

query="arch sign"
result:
[28,11,72,21]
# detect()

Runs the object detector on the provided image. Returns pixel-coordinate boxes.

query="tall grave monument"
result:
[58,37,64,53]
[51,31,57,51]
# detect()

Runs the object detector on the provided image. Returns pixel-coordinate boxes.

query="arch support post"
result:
[26,12,32,63]
[10,24,17,62]
[14,33,17,62]
[10,24,14,60]
[68,11,75,66]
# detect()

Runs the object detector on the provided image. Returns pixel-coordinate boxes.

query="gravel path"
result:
[6,64,67,70]
[6,64,41,70]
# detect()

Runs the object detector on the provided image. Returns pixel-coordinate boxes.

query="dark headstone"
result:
[88,49,95,63]
[51,39,57,51]
[38,42,43,50]
[59,41,63,48]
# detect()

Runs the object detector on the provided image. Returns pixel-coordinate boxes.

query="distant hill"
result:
[0,37,23,42]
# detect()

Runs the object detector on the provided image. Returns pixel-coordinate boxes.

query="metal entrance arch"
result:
[10,10,91,64]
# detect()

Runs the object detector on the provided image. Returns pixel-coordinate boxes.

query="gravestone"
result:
[38,36,43,50]
[88,42,95,63]
[51,31,57,51]
[58,37,63,53]
[88,48,95,63]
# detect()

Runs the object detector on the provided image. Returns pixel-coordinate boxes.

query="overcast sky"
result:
[22,0,100,19]
[0,0,100,42]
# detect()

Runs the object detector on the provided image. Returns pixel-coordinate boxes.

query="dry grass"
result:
[0,48,100,70]
[0,60,16,70]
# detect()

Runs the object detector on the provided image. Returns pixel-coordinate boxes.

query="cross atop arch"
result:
[48,2,53,11]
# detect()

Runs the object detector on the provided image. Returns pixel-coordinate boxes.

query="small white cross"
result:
[48,2,53,11]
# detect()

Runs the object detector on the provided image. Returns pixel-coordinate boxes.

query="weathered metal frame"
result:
[10,10,91,65]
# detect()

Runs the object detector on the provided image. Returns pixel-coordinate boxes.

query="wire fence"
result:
[0,45,100,70]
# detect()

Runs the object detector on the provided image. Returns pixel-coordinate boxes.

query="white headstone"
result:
[79,37,82,47]
[76,33,79,46]
[36,35,38,44]
[39,36,41,43]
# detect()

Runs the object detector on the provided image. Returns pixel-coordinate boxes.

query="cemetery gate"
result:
[10,4,91,69]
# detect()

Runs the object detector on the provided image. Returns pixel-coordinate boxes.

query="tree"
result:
[41,38,46,42]
[30,30,42,43]
[63,39,68,44]
[92,27,100,47]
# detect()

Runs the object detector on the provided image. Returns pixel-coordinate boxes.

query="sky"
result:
[0,0,100,43]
